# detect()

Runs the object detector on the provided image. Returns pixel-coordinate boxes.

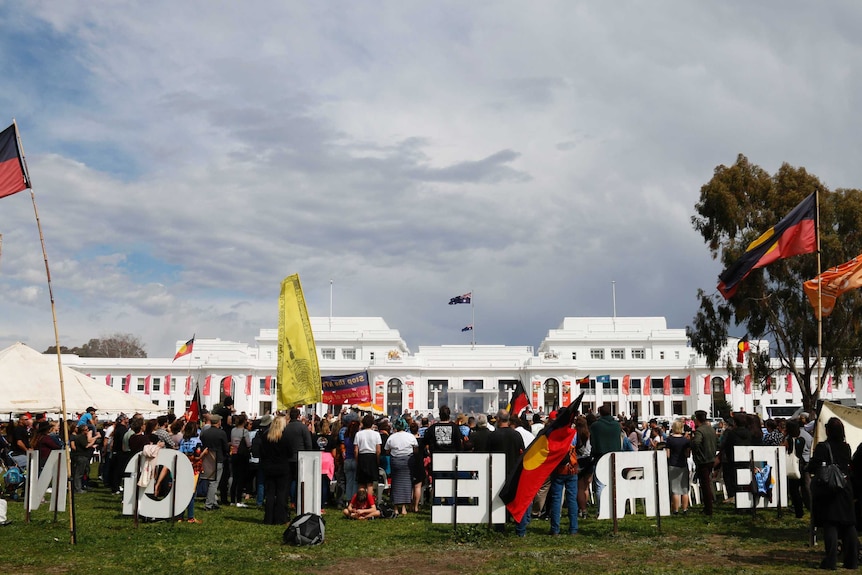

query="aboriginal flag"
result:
[507,380,529,417]
[186,382,202,423]
[173,336,195,362]
[0,123,29,199]
[737,335,750,363]
[718,193,816,299]
[500,391,584,522]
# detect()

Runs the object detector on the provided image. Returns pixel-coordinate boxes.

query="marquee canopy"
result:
[0,342,163,416]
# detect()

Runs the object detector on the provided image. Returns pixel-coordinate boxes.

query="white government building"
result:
[61,316,858,420]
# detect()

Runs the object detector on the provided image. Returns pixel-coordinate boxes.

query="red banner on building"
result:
[374,378,385,410]
[663,376,671,396]
[621,375,630,396]
[406,380,414,410]
[684,375,691,396]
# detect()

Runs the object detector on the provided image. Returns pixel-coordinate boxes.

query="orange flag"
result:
[804,254,862,319]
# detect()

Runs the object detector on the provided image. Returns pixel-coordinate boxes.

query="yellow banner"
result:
[277,274,321,409]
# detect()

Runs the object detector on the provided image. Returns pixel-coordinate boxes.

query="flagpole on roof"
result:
[471,289,475,349]
[14,119,77,544]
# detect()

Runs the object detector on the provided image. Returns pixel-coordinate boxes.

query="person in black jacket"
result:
[284,408,313,508]
[810,417,857,570]
[260,415,292,525]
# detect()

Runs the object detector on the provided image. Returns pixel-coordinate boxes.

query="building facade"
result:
[62,316,858,419]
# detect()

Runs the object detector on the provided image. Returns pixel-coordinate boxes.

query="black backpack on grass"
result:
[283,513,325,546]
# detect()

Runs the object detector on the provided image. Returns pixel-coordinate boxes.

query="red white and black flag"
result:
[0,123,30,199]
[186,381,202,423]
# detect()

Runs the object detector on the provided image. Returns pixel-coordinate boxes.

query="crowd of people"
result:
[1,400,860,567]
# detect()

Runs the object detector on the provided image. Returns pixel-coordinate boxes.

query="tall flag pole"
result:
[815,189,824,401]
[3,120,77,544]
[471,288,475,348]
[277,274,321,409]
[448,291,474,347]
[173,335,196,408]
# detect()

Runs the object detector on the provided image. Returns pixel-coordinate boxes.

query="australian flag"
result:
[461,324,473,332]
[449,292,472,305]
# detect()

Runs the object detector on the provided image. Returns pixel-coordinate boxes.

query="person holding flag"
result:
[499,392,585,535]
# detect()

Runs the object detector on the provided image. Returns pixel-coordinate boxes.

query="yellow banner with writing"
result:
[277,274,321,409]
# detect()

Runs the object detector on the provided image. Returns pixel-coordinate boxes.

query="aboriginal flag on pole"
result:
[717,193,817,299]
[173,336,195,362]
[277,274,321,408]
[0,123,30,199]
[507,380,529,417]
[500,391,584,522]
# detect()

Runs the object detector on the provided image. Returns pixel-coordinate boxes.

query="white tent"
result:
[0,342,163,416]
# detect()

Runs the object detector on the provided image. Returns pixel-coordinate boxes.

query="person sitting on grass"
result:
[342,486,381,520]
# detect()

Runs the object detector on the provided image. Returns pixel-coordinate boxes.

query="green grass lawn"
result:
[3,477,823,575]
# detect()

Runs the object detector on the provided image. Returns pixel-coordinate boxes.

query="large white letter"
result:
[595,451,670,519]
[26,450,67,512]
[122,450,195,518]
[431,453,506,524]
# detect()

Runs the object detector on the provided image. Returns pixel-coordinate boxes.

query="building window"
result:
[166,399,175,413]
[369,352,375,361]
[632,349,645,360]
[322,349,336,360]
[428,380,448,410]
[343,349,356,360]
[137,378,145,392]
[543,379,559,413]
[571,351,577,360]
[611,348,625,360]
[660,351,665,360]
[498,380,520,411]
[674,351,680,359]
[387,378,403,418]
[152,377,161,393]
[590,348,604,360]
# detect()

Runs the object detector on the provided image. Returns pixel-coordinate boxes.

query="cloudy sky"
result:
[1,2,860,357]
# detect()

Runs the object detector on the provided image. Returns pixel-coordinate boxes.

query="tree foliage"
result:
[688,154,862,411]
[44,333,147,358]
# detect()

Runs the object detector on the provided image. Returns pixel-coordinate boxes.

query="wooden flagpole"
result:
[14,119,77,544]
[815,189,824,400]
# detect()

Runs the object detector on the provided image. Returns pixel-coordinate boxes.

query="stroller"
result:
[0,448,26,501]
